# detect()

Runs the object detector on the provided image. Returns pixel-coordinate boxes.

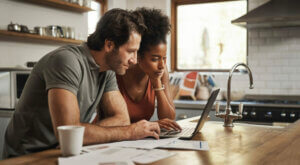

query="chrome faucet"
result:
[216,63,254,127]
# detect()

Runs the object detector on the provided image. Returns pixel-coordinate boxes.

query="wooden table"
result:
[1,118,299,165]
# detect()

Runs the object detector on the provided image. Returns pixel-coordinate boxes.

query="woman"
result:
[117,8,181,131]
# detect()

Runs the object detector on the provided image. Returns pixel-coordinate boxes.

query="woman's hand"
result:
[156,118,182,131]
[149,77,163,90]
[149,69,165,89]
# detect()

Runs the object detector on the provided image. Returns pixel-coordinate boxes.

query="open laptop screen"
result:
[193,88,220,134]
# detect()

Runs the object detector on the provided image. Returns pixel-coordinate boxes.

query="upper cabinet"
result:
[23,0,93,13]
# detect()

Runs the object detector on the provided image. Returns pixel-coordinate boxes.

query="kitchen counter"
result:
[174,99,300,110]
[173,99,300,123]
[0,118,299,165]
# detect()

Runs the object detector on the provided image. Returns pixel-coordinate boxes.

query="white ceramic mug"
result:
[57,125,85,157]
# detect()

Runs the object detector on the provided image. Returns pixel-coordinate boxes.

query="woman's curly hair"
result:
[136,7,171,58]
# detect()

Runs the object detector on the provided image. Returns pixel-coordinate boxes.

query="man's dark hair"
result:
[136,8,171,58]
[87,8,146,50]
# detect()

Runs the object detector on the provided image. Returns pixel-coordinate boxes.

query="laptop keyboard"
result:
[161,127,194,136]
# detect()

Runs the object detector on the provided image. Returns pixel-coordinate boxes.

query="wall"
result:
[246,0,300,95]
[1,0,299,95]
[212,0,300,95]
[0,0,88,68]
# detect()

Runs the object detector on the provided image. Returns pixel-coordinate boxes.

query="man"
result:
[3,8,160,158]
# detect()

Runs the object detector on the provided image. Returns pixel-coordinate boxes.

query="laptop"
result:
[160,88,220,139]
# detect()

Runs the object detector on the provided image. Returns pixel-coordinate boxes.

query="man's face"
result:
[106,31,141,75]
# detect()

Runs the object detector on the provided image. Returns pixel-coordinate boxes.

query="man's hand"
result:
[129,120,160,140]
[157,118,182,131]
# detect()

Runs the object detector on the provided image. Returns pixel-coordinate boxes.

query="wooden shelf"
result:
[0,30,83,45]
[23,0,93,13]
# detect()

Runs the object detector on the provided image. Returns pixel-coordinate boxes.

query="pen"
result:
[200,141,202,148]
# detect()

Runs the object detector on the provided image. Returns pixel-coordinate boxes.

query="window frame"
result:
[94,0,108,15]
[171,0,248,72]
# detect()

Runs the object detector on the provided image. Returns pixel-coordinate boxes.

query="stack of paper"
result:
[59,138,209,165]
[59,147,175,165]
[84,137,178,151]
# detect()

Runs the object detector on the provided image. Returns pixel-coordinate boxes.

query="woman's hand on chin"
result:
[149,75,163,89]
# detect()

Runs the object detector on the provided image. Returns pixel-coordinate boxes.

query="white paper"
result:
[84,137,178,151]
[59,147,136,165]
[132,149,176,164]
[159,139,209,151]
[59,146,175,165]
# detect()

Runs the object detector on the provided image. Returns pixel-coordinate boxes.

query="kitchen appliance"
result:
[20,25,29,33]
[0,68,31,110]
[230,96,300,125]
[56,26,64,38]
[34,26,46,36]
[67,27,75,39]
[7,22,29,33]
[45,25,58,37]
[83,0,91,8]
[7,22,21,32]
[232,0,300,28]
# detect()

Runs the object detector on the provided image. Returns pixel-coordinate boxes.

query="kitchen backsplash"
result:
[230,0,300,95]
[246,27,300,95]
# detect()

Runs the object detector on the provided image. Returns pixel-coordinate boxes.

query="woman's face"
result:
[138,43,167,79]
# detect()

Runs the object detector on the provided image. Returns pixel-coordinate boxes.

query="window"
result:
[171,0,247,72]
[88,0,107,35]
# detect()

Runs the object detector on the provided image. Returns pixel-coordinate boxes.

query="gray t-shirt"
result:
[3,43,118,158]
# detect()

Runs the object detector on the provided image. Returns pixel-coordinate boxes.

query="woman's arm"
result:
[151,68,181,130]
[151,67,176,120]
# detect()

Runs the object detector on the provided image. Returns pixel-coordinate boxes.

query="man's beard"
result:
[105,48,126,75]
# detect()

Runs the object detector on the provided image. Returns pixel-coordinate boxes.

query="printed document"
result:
[84,137,178,151]
[159,139,209,151]
[59,146,175,165]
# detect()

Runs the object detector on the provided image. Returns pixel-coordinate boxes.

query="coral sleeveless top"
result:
[116,75,155,123]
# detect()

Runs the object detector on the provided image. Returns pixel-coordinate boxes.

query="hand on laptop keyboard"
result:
[166,129,181,135]
[160,128,181,136]
[157,118,182,131]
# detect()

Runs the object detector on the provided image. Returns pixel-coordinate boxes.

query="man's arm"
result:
[96,91,130,126]
[48,88,160,146]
